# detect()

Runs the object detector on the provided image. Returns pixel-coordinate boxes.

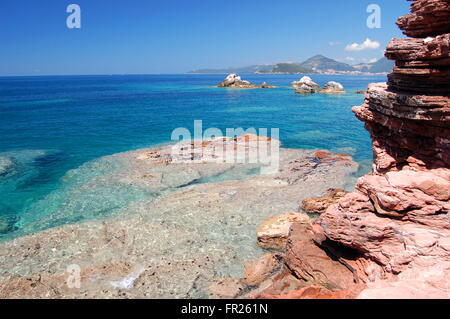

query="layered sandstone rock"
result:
[318,0,450,298]
[396,0,450,38]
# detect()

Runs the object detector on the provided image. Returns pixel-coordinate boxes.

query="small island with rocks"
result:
[217,74,276,88]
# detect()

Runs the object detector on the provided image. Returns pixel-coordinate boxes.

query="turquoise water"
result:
[0,74,382,239]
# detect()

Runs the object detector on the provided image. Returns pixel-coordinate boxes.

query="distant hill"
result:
[353,57,394,73]
[299,55,355,72]
[263,63,312,74]
[188,55,393,74]
[188,64,275,74]
[369,57,395,73]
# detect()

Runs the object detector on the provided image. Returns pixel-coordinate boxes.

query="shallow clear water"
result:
[0,74,382,239]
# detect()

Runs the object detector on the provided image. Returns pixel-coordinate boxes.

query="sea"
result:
[0,74,385,240]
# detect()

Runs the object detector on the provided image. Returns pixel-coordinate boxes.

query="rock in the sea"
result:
[295,84,316,94]
[317,81,345,94]
[242,253,283,286]
[301,188,347,214]
[0,156,15,177]
[293,76,319,94]
[261,81,276,88]
[292,76,319,89]
[217,74,274,88]
[257,213,310,251]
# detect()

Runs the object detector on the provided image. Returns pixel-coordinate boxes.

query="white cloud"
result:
[345,56,356,62]
[345,38,380,51]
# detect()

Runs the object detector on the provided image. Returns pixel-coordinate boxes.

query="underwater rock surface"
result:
[0,136,357,298]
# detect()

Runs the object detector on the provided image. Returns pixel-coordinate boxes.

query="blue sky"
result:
[0,0,410,76]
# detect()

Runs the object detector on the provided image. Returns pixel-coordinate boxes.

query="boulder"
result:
[295,84,315,94]
[301,188,347,214]
[261,82,276,88]
[0,156,15,177]
[256,213,310,251]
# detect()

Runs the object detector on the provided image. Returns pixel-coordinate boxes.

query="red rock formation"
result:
[301,188,347,215]
[317,0,450,298]
[397,0,450,38]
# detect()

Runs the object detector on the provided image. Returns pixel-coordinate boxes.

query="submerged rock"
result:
[0,156,15,177]
[293,76,319,94]
[0,138,358,298]
[0,216,16,234]
[396,0,450,38]
[317,81,345,94]
[261,81,276,88]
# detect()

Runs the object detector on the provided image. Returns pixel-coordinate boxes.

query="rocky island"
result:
[292,76,346,94]
[217,74,275,88]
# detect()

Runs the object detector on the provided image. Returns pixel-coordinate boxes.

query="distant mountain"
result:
[187,55,393,74]
[262,63,312,74]
[353,57,394,73]
[369,57,395,73]
[188,64,275,74]
[299,55,355,72]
